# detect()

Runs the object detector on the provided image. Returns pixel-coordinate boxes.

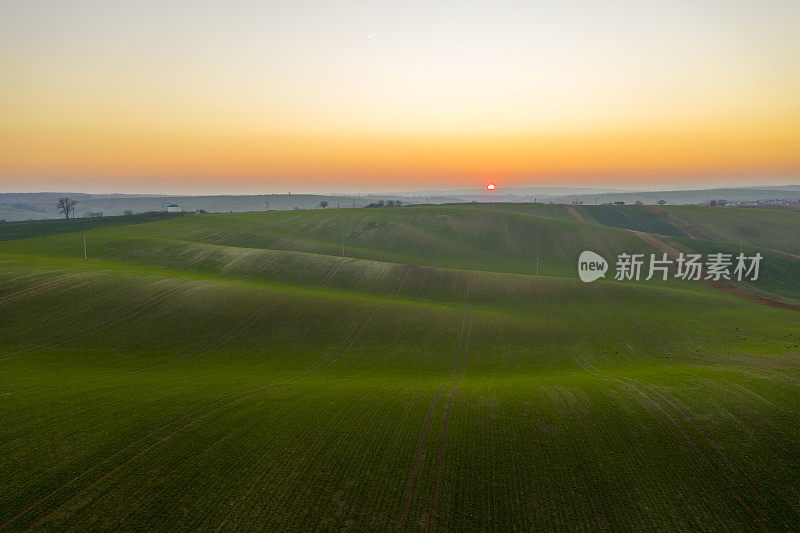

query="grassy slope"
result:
[665,206,800,255]
[0,205,697,280]
[589,205,688,236]
[4,204,794,300]
[566,204,800,256]
[1,206,799,530]
[0,213,183,241]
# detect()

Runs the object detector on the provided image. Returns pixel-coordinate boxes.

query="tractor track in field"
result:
[398,272,473,532]
[182,247,217,268]
[180,231,245,269]
[3,267,410,531]
[708,282,800,311]
[573,280,794,531]
[172,226,230,241]
[573,346,794,530]
[270,236,291,250]
[211,291,401,523]
[8,303,380,530]
[0,273,84,304]
[173,219,263,243]
[132,296,290,372]
[426,309,473,531]
[689,353,800,386]
[317,258,347,288]
[570,353,770,530]
[243,250,286,280]
[0,282,201,360]
[10,314,370,530]
[625,376,796,531]
[0,270,68,290]
[4,291,292,399]
[558,287,788,529]
[2,278,99,332]
[308,212,341,233]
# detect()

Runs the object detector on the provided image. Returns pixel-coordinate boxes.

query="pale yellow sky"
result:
[1,1,799,193]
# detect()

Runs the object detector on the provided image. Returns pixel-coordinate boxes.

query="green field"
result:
[1,204,799,530]
[0,213,183,242]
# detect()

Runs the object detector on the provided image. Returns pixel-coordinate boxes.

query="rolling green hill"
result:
[553,204,800,257]
[1,205,798,530]
[0,213,183,242]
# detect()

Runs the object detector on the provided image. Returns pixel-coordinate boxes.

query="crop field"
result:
[1,204,799,530]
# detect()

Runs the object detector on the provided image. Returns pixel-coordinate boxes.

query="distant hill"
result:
[0,193,401,222]
[1,186,798,221]
[388,185,800,205]
[550,187,800,206]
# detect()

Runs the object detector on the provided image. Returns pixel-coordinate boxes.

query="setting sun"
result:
[487,184,496,190]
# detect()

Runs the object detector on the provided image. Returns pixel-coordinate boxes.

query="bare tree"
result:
[657,199,667,205]
[57,197,78,219]
[319,201,329,209]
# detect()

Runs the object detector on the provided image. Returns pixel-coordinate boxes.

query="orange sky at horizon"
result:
[5,113,798,191]
[1,1,799,193]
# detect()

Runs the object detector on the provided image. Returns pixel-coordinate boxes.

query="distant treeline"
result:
[365,200,404,208]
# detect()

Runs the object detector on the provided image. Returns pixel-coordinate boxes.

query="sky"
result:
[1,0,799,194]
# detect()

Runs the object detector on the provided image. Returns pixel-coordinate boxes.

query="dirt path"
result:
[564,205,591,224]
[632,230,800,311]
[771,249,800,262]
[643,206,715,240]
